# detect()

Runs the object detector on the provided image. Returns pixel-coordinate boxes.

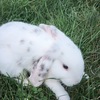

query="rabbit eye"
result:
[63,65,68,70]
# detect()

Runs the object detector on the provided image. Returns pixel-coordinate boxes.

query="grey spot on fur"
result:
[42,73,47,77]
[61,52,64,55]
[33,58,41,65]
[30,28,41,35]
[27,47,30,52]
[17,61,22,66]
[38,73,41,76]
[37,58,41,62]
[20,39,25,43]
[45,56,51,61]
[33,62,37,69]
[38,80,41,82]
[38,72,46,77]
[40,64,45,71]
[22,27,27,30]
[32,60,36,64]
[32,59,37,66]
[7,44,11,48]
[34,29,41,33]
[32,59,38,69]
[17,58,22,66]
[33,66,36,70]
[43,56,48,60]
[34,29,38,32]
[46,69,49,72]
[32,58,41,69]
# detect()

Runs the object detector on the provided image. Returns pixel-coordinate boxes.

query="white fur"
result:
[0,22,84,100]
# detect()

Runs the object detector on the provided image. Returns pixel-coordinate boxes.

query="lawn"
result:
[0,0,100,100]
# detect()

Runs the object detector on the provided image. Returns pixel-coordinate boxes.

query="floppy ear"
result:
[29,44,60,87]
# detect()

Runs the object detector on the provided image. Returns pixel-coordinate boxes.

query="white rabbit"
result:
[29,24,84,100]
[0,22,84,100]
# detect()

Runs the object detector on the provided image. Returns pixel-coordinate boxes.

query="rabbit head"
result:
[29,24,84,87]
[39,24,84,86]
[45,49,84,87]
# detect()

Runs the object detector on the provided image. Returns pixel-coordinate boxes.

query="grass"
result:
[0,0,100,100]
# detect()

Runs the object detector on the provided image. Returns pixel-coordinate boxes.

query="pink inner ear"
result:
[40,25,57,39]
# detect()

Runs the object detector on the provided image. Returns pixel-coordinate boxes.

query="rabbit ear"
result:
[39,24,58,39]
[39,24,66,40]
[29,44,60,87]
[29,55,53,87]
